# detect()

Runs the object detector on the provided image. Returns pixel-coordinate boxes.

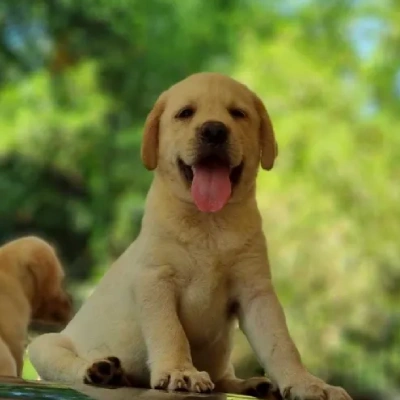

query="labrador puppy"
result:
[28,73,351,400]
[0,236,73,377]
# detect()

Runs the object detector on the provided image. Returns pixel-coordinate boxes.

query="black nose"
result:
[200,121,228,145]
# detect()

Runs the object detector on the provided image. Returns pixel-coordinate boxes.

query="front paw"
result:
[282,376,352,400]
[151,367,215,393]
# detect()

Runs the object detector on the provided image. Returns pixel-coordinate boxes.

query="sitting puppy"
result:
[28,73,351,400]
[0,236,72,377]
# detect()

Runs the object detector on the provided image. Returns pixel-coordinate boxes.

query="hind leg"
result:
[214,364,281,399]
[215,376,281,399]
[28,333,91,383]
[0,338,17,377]
[29,333,132,387]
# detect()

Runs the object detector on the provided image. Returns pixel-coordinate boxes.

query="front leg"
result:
[135,265,214,393]
[233,249,352,400]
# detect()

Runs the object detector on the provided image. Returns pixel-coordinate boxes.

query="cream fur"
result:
[28,73,351,400]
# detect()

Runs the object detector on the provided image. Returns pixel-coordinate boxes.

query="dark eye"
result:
[176,107,195,119]
[229,108,247,119]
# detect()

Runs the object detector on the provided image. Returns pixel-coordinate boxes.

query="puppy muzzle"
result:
[196,120,230,164]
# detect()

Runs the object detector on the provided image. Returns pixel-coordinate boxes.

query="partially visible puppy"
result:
[0,236,73,377]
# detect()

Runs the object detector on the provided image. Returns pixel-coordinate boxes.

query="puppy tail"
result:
[28,333,88,383]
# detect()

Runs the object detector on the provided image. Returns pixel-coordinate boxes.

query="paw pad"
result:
[242,377,281,399]
[247,381,272,397]
[84,356,129,387]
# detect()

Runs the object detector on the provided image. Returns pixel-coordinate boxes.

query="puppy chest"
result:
[178,277,234,345]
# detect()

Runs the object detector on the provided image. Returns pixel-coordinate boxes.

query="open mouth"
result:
[178,155,244,213]
[178,156,244,186]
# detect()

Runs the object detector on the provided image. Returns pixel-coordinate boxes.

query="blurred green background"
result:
[0,0,399,399]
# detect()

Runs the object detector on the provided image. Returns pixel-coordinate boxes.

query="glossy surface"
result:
[0,376,91,399]
[0,377,258,400]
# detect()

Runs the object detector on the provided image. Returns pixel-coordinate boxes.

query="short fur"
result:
[28,73,351,400]
[0,236,73,377]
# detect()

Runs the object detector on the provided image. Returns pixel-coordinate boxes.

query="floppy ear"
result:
[254,94,278,170]
[141,91,167,170]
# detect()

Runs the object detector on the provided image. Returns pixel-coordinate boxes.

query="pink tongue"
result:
[191,165,232,213]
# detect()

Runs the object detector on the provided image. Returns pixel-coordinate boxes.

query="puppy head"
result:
[24,240,73,326]
[31,281,73,326]
[141,72,278,212]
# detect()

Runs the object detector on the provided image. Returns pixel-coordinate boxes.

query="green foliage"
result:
[0,0,399,395]
[231,1,400,392]
[0,0,241,269]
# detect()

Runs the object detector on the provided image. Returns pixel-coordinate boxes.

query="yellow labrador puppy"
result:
[28,73,351,400]
[0,236,73,377]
